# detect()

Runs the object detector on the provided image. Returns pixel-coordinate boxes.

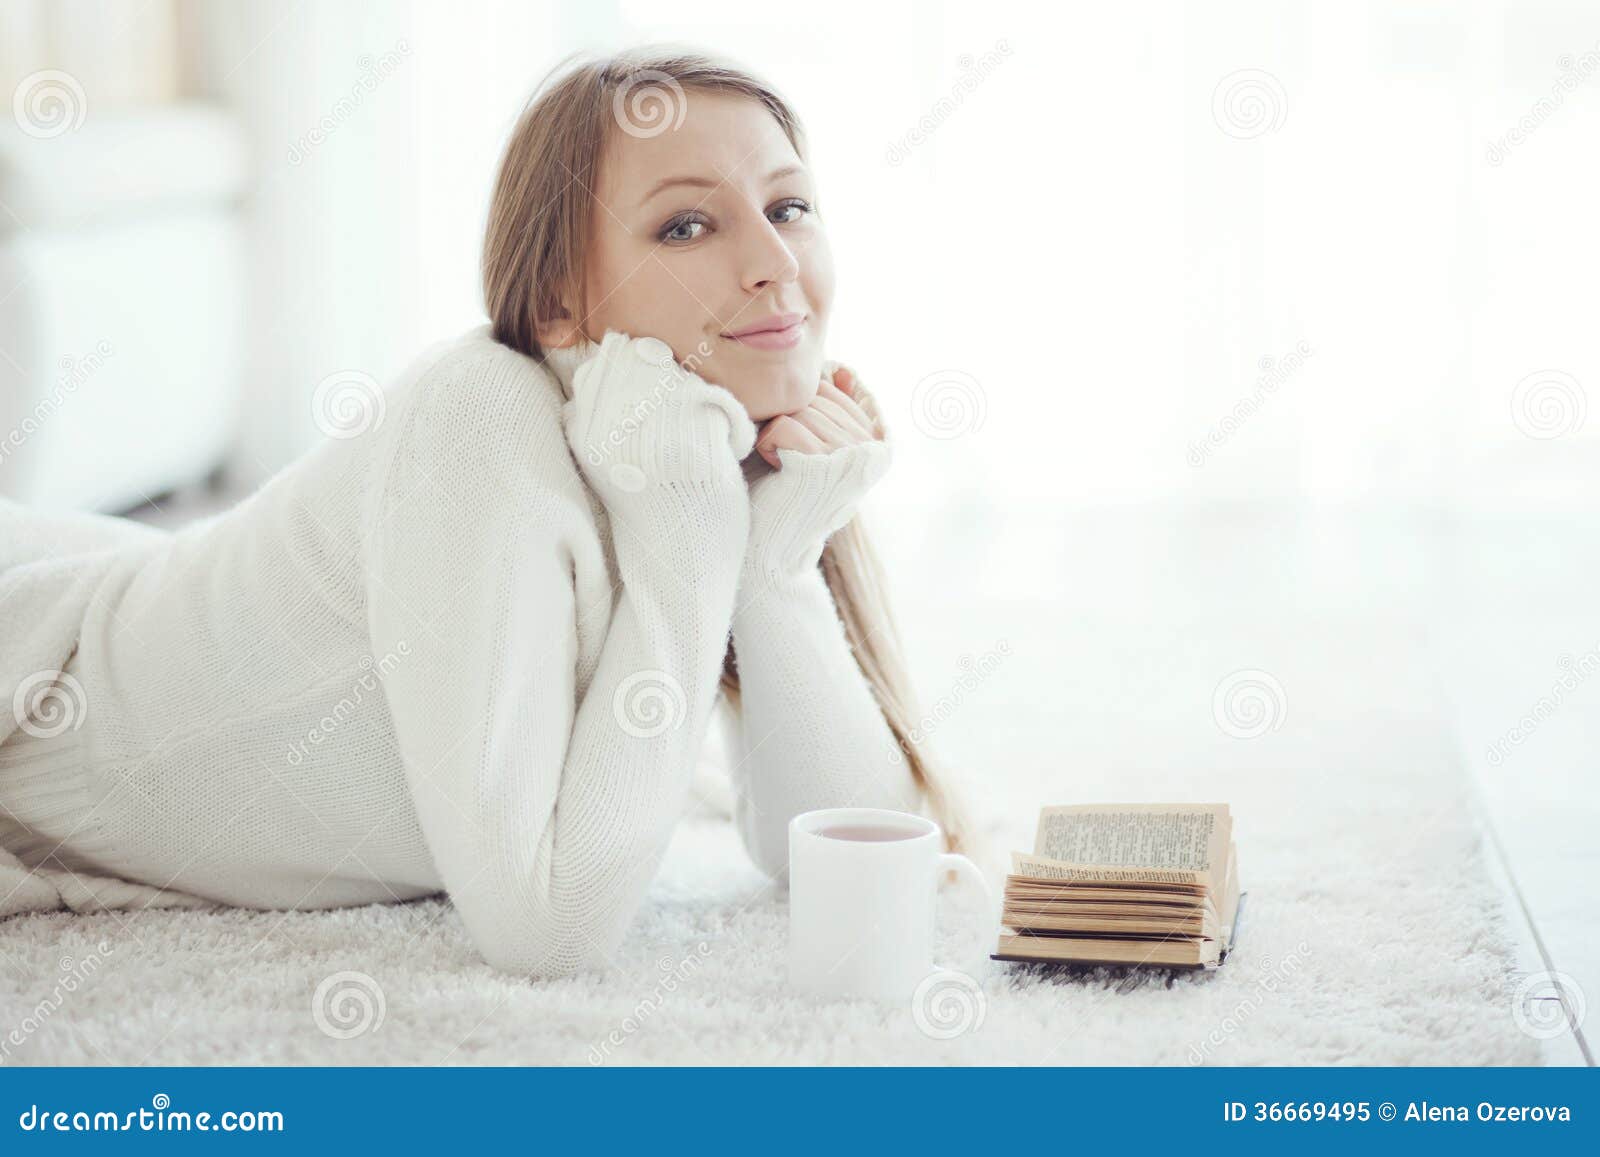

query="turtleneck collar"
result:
[534,336,603,403]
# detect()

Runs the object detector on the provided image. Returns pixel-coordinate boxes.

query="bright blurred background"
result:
[3,1,1597,508]
[1,0,1595,1056]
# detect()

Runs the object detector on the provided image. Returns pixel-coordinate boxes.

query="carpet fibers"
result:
[0,511,1545,1065]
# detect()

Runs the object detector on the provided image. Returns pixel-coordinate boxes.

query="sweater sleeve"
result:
[366,332,754,977]
[726,380,922,879]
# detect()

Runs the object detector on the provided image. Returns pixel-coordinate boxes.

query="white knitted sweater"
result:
[0,324,920,976]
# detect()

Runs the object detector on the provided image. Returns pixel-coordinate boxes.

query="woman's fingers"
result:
[756,414,827,468]
[788,404,854,447]
[826,363,887,439]
[753,364,881,469]
[809,394,876,442]
[815,380,878,440]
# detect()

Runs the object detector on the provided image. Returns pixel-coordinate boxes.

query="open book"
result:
[991,803,1244,970]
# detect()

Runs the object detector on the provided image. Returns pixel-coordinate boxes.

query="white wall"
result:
[180,0,421,481]
[178,0,1600,511]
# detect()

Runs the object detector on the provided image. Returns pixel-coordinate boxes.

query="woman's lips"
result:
[722,317,805,350]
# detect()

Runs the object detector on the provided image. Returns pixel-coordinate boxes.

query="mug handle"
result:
[935,853,994,965]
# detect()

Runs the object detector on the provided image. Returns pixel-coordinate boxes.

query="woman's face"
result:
[550,89,834,421]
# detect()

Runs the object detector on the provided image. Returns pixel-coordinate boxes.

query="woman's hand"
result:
[741,362,891,579]
[753,365,884,470]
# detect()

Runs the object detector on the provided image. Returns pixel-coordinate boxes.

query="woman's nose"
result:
[738,208,801,293]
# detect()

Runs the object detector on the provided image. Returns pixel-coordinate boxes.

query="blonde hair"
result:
[481,45,968,854]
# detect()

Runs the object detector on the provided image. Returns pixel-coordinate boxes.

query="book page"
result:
[1219,843,1241,943]
[1033,803,1229,883]
[1010,851,1207,887]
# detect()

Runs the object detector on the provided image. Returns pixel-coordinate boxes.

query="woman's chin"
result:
[746,374,820,422]
[697,343,824,420]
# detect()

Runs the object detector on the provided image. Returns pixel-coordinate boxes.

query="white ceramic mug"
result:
[787,807,991,999]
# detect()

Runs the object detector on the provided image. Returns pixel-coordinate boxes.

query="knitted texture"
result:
[0,324,920,977]
[726,375,918,875]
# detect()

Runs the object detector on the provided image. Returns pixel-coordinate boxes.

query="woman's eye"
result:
[658,199,813,244]
[770,198,813,224]
[660,215,707,244]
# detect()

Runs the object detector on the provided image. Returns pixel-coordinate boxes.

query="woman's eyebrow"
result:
[636,163,806,208]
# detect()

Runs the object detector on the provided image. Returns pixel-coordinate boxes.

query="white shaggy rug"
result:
[0,507,1546,1065]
